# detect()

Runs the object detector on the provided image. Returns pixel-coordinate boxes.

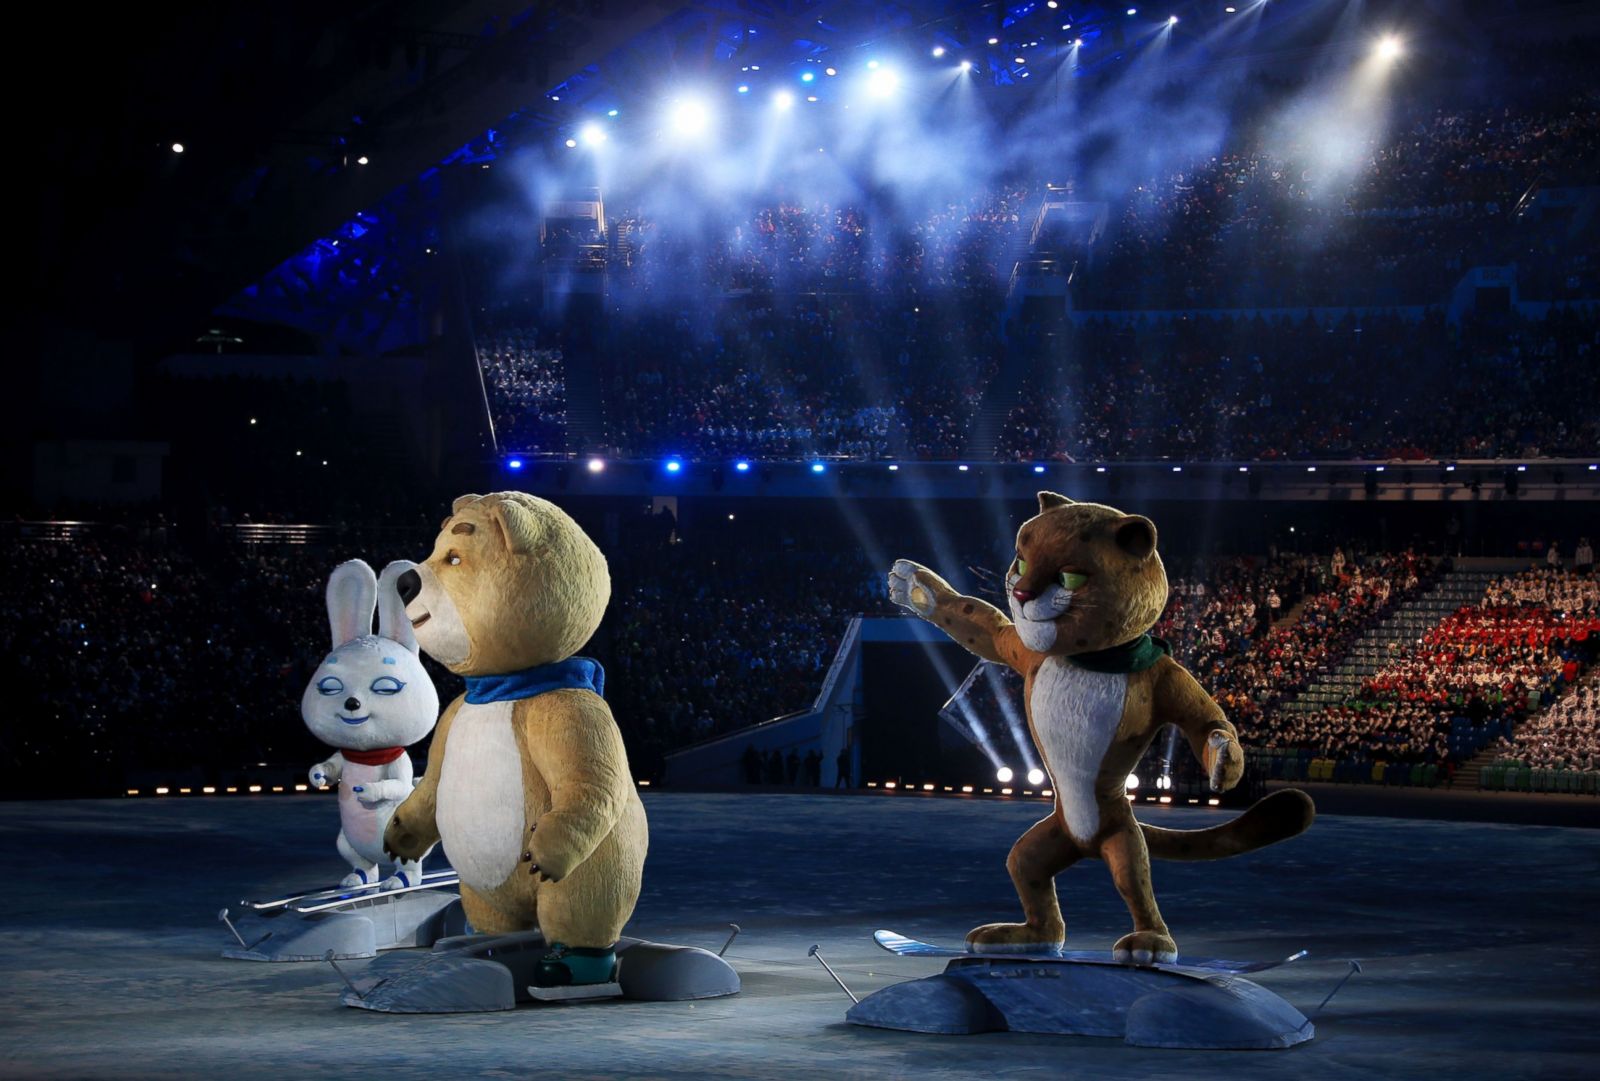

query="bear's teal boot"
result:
[532,943,617,987]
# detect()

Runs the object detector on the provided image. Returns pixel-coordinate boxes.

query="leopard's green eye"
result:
[1013,556,1028,577]
[1060,571,1088,590]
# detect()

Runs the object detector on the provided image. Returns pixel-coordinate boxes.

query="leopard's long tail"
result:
[1139,788,1315,861]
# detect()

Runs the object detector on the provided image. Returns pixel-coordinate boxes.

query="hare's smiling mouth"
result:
[337,714,371,726]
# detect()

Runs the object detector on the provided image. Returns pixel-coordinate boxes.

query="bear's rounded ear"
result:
[488,498,544,556]
[1113,515,1158,560]
[451,493,484,515]
[1037,491,1075,513]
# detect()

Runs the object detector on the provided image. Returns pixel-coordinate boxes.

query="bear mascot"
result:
[384,492,648,987]
[889,492,1314,964]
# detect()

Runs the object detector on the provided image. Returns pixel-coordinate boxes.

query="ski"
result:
[243,869,457,912]
[290,873,460,915]
[873,930,1308,975]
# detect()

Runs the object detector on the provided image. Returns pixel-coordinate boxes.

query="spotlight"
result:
[579,123,607,146]
[810,462,826,474]
[866,67,899,97]
[824,66,837,76]
[171,142,184,154]
[1026,768,1046,786]
[959,59,973,71]
[356,155,370,165]
[564,138,578,148]
[1048,0,1058,7]
[1168,14,1179,24]
[1126,773,1140,790]
[1377,35,1403,61]
[607,108,619,116]
[888,464,899,472]
[507,458,524,471]
[801,70,815,82]
[987,36,999,45]
[867,59,880,69]
[773,89,796,110]
[958,464,970,472]
[1225,5,1236,11]
[931,45,946,57]
[586,458,605,473]
[1014,56,1026,65]
[737,84,749,94]
[1126,8,1138,16]
[996,767,1014,783]
[734,460,751,472]
[669,98,712,136]
[1074,38,1084,46]
[1032,464,1046,473]
[664,458,683,474]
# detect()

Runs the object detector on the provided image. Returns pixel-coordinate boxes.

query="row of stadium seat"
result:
[1480,764,1600,794]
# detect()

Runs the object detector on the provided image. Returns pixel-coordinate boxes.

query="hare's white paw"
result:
[339,869,376,889]
[352,784,385,806]
[309,765,330,789]
[381,864,422,891]
[888,559,936,617]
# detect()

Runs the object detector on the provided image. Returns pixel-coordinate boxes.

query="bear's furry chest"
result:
[1028,659,1129,844]
[437,700,528,891]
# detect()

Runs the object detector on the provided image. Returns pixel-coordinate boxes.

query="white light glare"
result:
[1026,768,1046,787]
[586,459,605,473]
[579,123,607,146]
[960,59,973,71]
[931,45,945,57]
[1377,35,1403,61]
[1169,15,1179,25]
[670,98,712,135]
[171,143,184,154]
[996,767,1014,784]
[564,138,577,148]
[866,67,899,97]
[773,89,796,110]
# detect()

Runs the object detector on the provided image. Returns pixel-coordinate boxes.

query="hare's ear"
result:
[376,561,419,654]
[326,560,378,647]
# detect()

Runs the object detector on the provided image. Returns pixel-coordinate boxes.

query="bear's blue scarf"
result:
[463,657,606,704]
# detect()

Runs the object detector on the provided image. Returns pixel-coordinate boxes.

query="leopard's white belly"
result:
[436,700,526,891]
[1030,659,1128,844]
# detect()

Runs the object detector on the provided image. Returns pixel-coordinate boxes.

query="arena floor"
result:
[2,792,1596,1080]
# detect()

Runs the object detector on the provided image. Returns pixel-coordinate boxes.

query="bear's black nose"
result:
[396,569,421,605]
[345,697,361,712]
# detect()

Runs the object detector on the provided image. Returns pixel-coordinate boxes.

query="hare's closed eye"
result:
[317,676,345,696]
[371,677,406,695]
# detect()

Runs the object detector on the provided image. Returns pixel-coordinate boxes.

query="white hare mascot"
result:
[303,559,440,889]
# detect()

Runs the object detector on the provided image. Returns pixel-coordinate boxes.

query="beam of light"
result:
[772,89,795,110]
[579,122,608,146]
[1376,34,1403,61]
[866,67,900,97]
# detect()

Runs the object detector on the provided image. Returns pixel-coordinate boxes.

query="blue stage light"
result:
[735,461,751,472]
[1032,465,1046,474]
[810,462,826,474]
[507,458,524,471]
[665,459,683,474]
[801,71,815,83]
[737,84,749,93]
